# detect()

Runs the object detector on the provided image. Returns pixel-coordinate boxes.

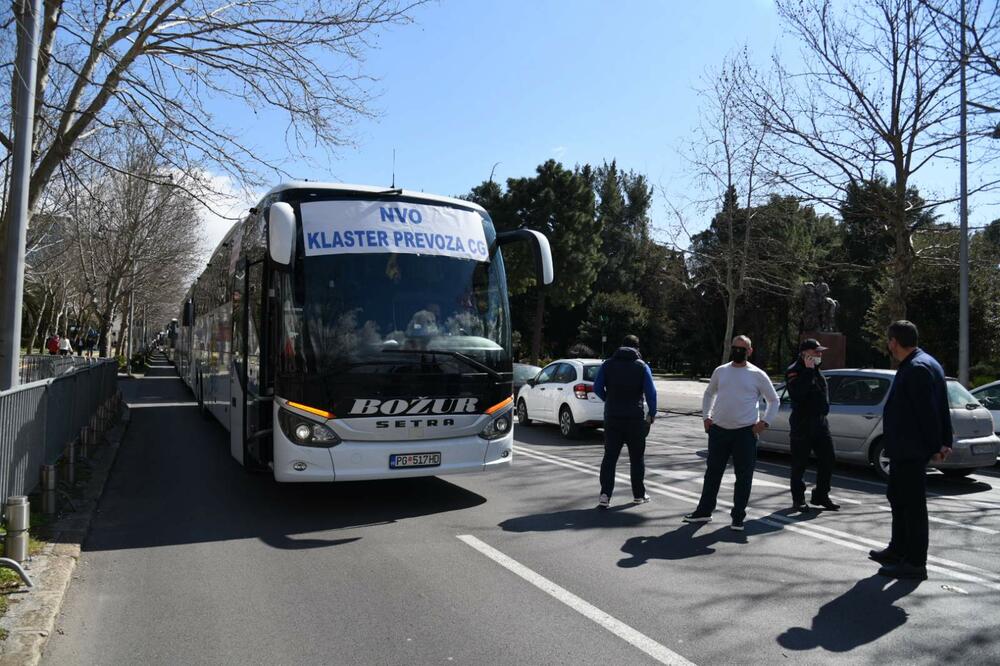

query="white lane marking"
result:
[457,534,696,666]
[647,430,1000,509]
[126,402,199,409]
[517,446,1000,591]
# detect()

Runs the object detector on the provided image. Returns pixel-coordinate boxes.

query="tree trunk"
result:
[26,289,50,354]
[530,290,546,366]
[721,289,737,366]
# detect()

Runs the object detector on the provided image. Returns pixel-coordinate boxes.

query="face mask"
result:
[730,347,748,363]
[813,356,822,366]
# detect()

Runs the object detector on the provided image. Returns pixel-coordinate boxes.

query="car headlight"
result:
[479,408,513,440]
[278,408,341,447]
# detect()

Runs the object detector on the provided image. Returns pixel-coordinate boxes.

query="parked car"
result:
[970,379,1000,436]
[758,369,999,481]
[512,363,542,398]
[516,358,605,438]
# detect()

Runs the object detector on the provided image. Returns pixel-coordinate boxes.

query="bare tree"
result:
[742,0,985,323]
[0,0,425,244]
[668,53,771,365]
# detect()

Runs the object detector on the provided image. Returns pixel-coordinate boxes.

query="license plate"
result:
[389,452,441,469]
[971,444,996,456]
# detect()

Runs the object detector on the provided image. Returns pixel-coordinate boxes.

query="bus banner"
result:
[300,200,489,262]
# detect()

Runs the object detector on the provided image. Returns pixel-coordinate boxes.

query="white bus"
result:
[175,183,552,482]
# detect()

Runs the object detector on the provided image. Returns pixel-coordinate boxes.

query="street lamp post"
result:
[959,0,969,387]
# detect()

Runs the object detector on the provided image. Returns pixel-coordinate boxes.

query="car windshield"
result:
[947,380,981,409]
[513,365,540,383]
[583,365,601,382]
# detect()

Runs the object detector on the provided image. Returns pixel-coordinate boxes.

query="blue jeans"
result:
[695,425,757,521]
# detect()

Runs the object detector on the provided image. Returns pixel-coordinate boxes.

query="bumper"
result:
[273,425,513,482]
[932,435,1000,470]
[571,399,605,427]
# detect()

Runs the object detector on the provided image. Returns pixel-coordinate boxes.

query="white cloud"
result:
[194,172,261,263]
[552,146,568,158]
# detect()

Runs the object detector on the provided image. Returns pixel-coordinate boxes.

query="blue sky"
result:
[200,0,996,252]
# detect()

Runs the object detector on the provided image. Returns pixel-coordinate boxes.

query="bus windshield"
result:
[278,251,511,385]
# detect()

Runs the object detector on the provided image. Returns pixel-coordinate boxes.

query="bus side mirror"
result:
[268,202,296,267]
[496,229,554,286]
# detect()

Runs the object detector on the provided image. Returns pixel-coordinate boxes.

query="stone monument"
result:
[797,280,846,369]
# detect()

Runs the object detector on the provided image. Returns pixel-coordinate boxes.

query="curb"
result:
[0,406,131,666]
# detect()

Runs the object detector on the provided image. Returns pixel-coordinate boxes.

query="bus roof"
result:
[263,182,488,215]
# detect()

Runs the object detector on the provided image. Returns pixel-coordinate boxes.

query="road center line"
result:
[457,534,696,666]
[126,402,199,409]
[516,445,1000,591]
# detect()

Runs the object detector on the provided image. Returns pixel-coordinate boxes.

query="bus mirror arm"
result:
[267,202,297,268]
[496,229,554,286]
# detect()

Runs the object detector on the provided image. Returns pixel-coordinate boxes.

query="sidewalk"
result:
[0,401,131,665]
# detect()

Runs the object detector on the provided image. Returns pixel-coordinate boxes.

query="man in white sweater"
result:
[684,335,780,530]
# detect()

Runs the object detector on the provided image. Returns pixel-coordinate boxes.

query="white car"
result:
[516,358,605,438]
[970,379,1000,436]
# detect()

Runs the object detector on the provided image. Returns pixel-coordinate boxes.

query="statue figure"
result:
[799,282,821,332]
[816,282,839,332]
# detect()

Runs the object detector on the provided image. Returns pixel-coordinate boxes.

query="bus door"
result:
[244,260,269,466]
[230,261,248,465]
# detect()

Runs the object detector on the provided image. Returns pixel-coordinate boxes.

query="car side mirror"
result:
[267,202,296,267]
[526,378,536,387]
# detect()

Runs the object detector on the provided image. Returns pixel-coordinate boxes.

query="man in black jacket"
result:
[869,320,953,581]
[785,339,840,512]
[593,335,657,509]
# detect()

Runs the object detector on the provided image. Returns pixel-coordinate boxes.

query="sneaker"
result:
[730,518,745,531]
[632,495,651,505]
[793,501,810,513]
[597,493,610,509]
[682,511,712,523]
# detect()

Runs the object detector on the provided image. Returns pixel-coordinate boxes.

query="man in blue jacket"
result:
[870,320,953,581]
[593,335,657,509]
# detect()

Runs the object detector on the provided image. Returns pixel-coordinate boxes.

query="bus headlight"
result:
[479,408,513,440]
[278,408,341,447]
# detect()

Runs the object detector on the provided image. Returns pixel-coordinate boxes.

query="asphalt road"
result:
[43,360,1000,665]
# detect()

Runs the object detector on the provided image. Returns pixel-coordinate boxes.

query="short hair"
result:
[622,334,640,349]
[887,320,919,348]
[732,335,752,348]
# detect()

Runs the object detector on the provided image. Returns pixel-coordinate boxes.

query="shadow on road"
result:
[86,370,487,553]
[513,423,604,447]
[616,507,820,568]
[777,575,920,653]
[498,504,648,533]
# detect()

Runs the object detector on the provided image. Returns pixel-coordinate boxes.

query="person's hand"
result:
[751,420,768,435]
[646,413,655,425]
[803,355,816,369]
[931,446,952,463]
[703,418,713,433]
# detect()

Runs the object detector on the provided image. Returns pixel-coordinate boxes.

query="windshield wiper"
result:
[381,348,504,381]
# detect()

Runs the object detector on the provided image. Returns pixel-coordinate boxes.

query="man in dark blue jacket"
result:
[593,335,657,509]
[870,320,953,581]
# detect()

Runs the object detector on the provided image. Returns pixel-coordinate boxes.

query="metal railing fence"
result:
[0,359,119,506]
[18,354,106,384]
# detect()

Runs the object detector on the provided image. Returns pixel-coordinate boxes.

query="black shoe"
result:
[869,547,903,565]
[878,561,927,581]
[792,500,810,512]
[682,511,712,523]
[811,496,841,511]
[730,518,745,531]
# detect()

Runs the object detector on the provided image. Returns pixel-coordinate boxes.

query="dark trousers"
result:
[599,417,648,499]
[789,418,834,503]
[887,458,929,566]
[695,425,757,521]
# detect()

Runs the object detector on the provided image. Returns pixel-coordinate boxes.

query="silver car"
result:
[758,369,1000,481]
[970,379,1000,436]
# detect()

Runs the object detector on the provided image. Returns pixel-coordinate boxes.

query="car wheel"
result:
[517,399,532,426]
[941,469,975,478]
[870,439,890,482]
[559,406,581,439]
